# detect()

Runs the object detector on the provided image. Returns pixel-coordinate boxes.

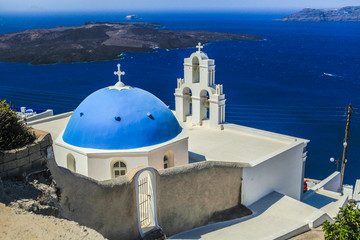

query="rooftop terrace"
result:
[187,123,308,167]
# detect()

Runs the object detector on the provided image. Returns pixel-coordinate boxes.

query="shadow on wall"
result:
[188,151,207,163]
[47,157,251,240]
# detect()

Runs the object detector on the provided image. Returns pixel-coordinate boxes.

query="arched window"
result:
[163,150,174,169]
[164,155,169,169]
[67,153,76,172]
[112,161,127,178]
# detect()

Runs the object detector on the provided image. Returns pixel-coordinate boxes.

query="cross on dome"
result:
[114,64,125,84]
[196,42,203,52]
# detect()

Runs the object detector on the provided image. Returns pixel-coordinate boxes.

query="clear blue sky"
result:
[0,0,359,13]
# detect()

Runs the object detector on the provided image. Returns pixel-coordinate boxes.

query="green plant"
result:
[0,100,36,151]
[323,204,360,240]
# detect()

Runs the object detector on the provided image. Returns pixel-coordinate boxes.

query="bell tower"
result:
[174,43,226,129]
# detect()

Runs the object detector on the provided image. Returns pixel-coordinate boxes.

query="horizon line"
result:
[1,5,358,14]
[0,8,310,14]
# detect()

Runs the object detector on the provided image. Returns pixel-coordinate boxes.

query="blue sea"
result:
[1,11,360,184]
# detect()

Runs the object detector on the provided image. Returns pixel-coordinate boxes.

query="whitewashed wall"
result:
[53,146,88,176]
[148,139,188,169]
[54,135,189,181]
[87,155,148,181]
[241,143,305,206]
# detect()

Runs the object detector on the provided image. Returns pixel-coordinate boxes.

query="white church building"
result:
[53,43,308,206]
[54,63,189,181]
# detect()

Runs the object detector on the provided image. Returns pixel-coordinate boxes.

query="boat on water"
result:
[11,106,53,123]
[125,15,140,20]
[323,72,335,77]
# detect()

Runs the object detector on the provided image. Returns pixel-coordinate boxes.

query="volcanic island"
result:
[0,22,263,65]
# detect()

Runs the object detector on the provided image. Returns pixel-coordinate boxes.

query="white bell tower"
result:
[174,43,226,129]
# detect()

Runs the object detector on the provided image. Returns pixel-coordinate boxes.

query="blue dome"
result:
[63,87,182,150]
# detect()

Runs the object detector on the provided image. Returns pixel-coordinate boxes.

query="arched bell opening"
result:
[183,87,192,121]
[192,57,200,83]
[200,89,210,123]
[135,168,159,237]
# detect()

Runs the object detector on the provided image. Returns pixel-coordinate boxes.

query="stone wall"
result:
[48,158,248,240]
[47,158,140,240]
[157,161,245,236]
[0,129,52,179]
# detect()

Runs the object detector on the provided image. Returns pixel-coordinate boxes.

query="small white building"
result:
[54,65,188,181]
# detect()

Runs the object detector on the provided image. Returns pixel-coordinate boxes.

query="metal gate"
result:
[136,168,158,237]
[138,175,151,227]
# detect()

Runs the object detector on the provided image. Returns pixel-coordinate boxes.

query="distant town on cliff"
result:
[277,6,360,21]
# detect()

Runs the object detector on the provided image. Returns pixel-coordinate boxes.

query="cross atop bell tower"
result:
[174,46,226,129]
